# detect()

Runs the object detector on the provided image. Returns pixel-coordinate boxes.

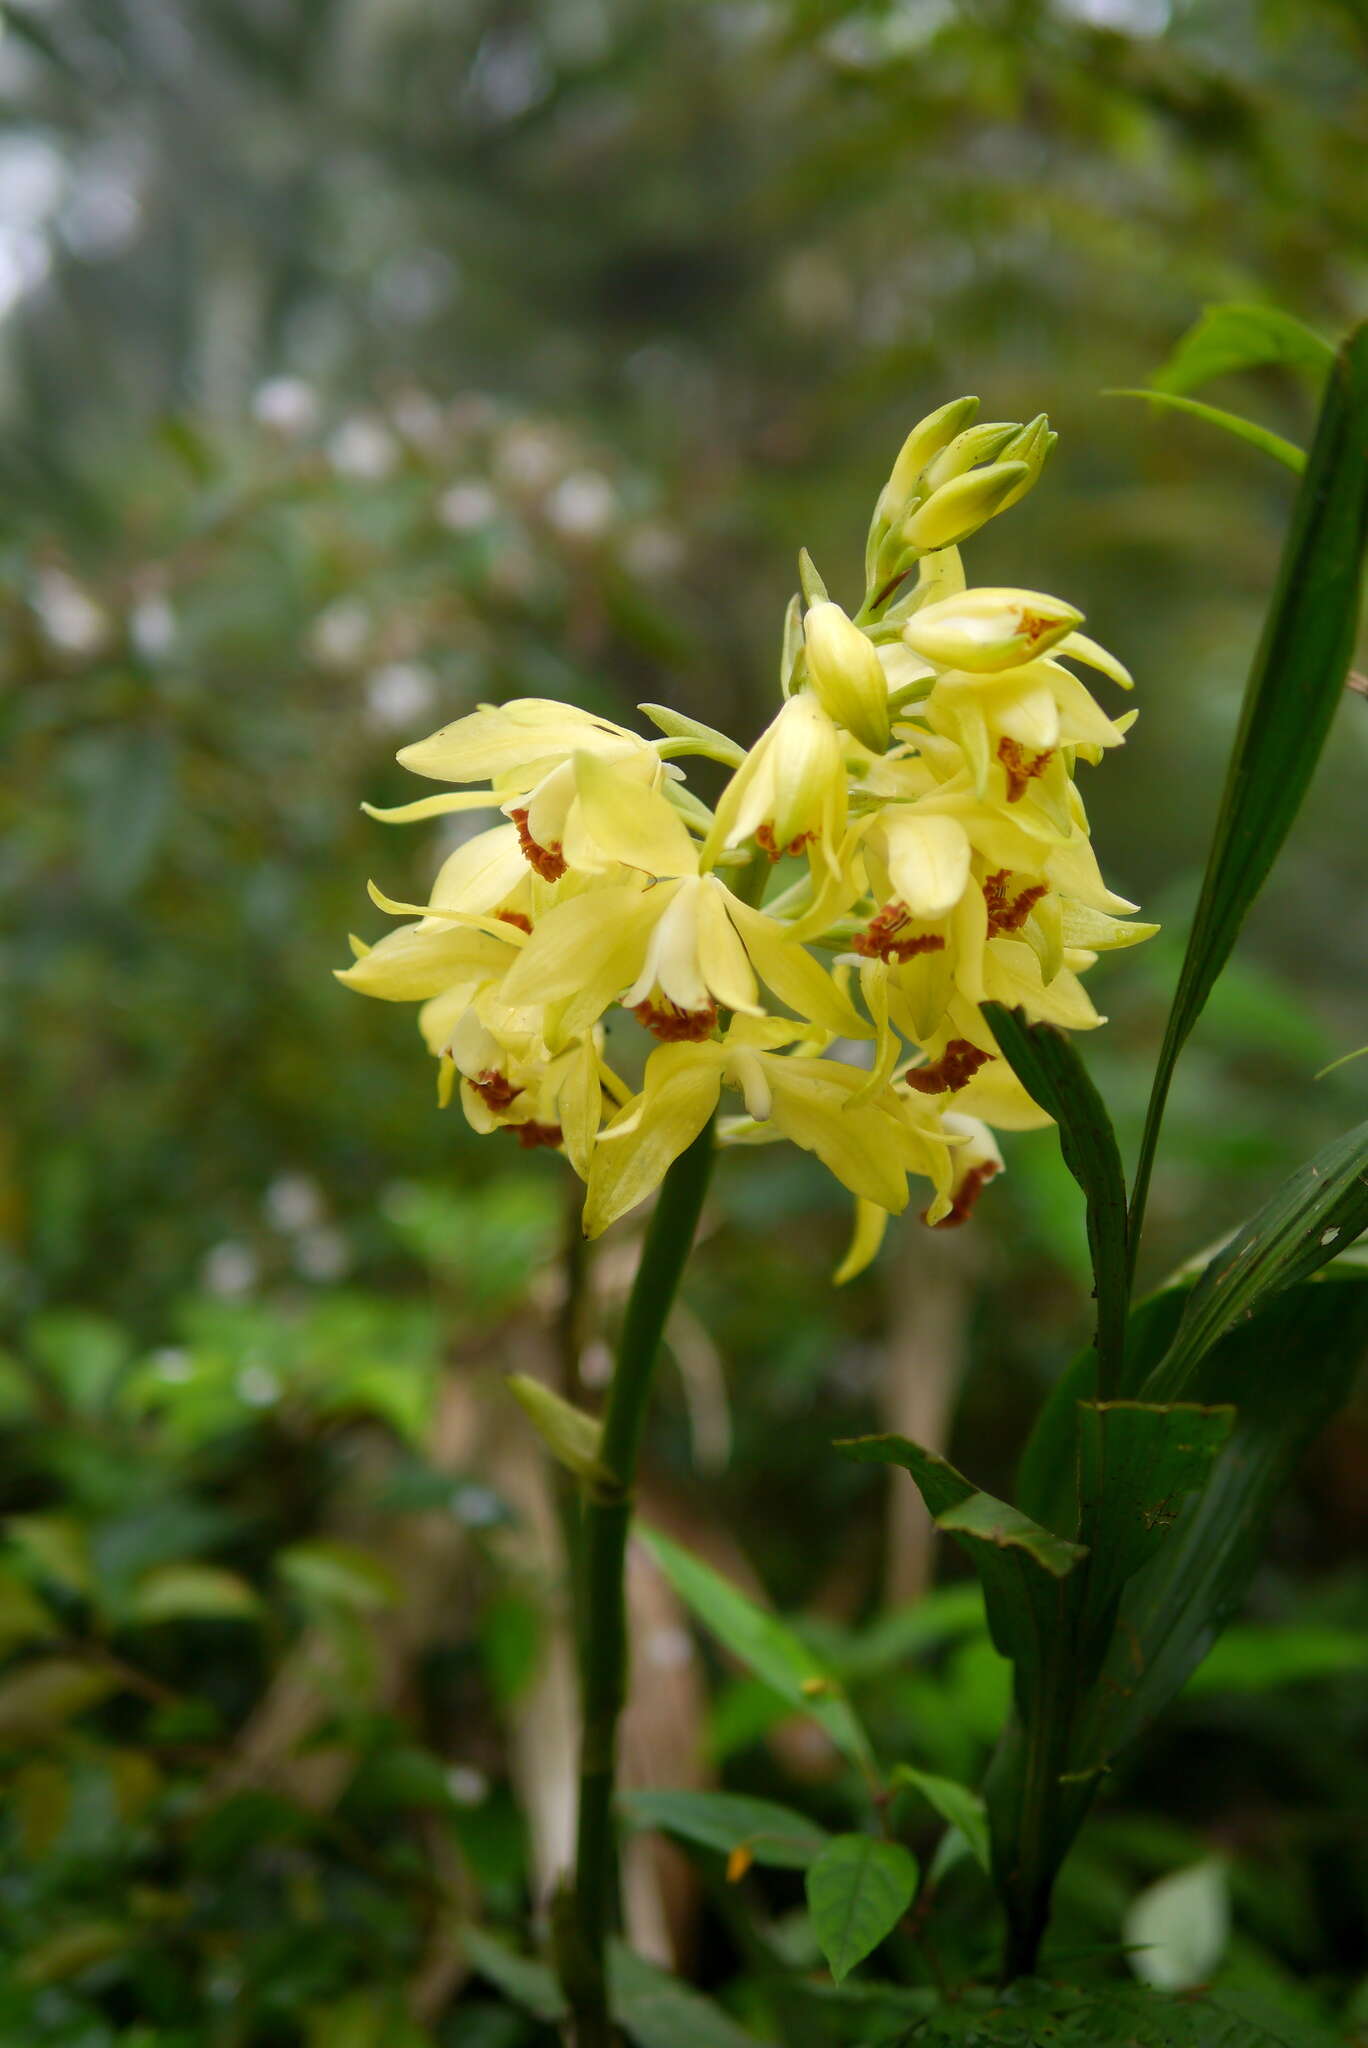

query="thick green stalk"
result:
[566,1120,716,2048]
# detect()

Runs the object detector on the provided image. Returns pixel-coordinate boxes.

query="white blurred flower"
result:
[622,523,685,580]
[236,1362,281,1407]
[365,661,438,732]
[495,424,561,492]
[546,470,617,539]
[151,1347,193,1384]
[328,415,399,480]
[310,599,371,668]
[34,566,108,656]
[389,387,446,448]
[294,1227,350,1282]
[204,1241,258,1299]
[438,480,498,533]
[252,376,320,438]
[263,1173,323,1233]
[130,593,176,659]
[446,1764,489,1806]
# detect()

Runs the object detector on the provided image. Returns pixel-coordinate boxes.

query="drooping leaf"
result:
[981,1005,1128,1393]
[1129,321,1368,1259]
[890,1765,991,1873]
[622,1787,829,1870]
[639,1526,875,1774]
[610,1942,777,2047]
[1141,1119,1368,1399]
[1107,389,1304,472]
[806,1834,919,1985]
[836,1435,1086,1714]
[1124,1859,1230,1992]
[1151,302,1333,395]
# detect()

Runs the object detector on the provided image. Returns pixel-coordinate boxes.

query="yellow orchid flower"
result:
[703,693,848,874]
[583,1017,953,1238]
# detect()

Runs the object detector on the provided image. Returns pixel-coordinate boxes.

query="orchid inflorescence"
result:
[339,398,1154,1278]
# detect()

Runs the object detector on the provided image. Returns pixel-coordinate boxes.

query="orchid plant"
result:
[341,309,1368,2046]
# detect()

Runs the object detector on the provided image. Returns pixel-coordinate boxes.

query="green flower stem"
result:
[566,1118,717,2048]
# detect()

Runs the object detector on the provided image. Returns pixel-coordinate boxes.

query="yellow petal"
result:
[834,1199,891,1284]
[335,923,515,1002]
[397,700,637,782]
[362,790,503,824]
[881,811,972,921]
[501,883,659,1015]
[583,1048,724,1237]
[764,1062,910,1213]
[567,749,699,877]
[428,823,529,910]
[727,898,873,1040]
[696,879,762,1016]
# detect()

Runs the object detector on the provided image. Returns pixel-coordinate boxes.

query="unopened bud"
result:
[879,396,980,516]
[901,461,1031,552]
[803,601,890,753]
[919,421,1018,494]
[901,588,1083,673]
[994,415,1055,511]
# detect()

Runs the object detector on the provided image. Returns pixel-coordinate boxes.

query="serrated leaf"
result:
[1141,1119,1368,1400]
[1108,389,1304,472]
[890,1765,991,1873]
[639,1526,875,1775]
[981,1006,1128,1394]
[1151,302,1333,395]
[610,1942,776,2047]
[1129,321,1368,1259]
[1124,1859,1230,1991]
[126,1563,262,1624]
[622,1787,829,1869]
[806,1834,918,1984]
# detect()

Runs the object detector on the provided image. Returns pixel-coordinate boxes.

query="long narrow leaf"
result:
[639,1526,876,1775]
[1142,1119,1368,1401]
[1108,389,1304,472]
[982,1004,1128,1395]
[1128,321,1368,1267]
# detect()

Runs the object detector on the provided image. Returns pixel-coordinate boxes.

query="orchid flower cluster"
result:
[338,398,1154,1278]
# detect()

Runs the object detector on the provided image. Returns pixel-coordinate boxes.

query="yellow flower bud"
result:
[900,460,1031,553]
[878,396,980,516]
[919,421,1018,494]
[901,588,1083,673]
[802,600,889,753]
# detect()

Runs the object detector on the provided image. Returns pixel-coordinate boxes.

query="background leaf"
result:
[640,1527,876,1775]
[622,1787,829,1870]
[806,1834,919,1985]
[1151,302,1333,393]
[1107,389,1305,472]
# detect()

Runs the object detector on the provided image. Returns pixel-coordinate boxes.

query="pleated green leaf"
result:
[1151,302,1333,394]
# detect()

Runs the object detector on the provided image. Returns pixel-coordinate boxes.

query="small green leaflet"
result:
[610,1942,777,2048]
[806,1834,919,1984]
[891,1764,991,1873]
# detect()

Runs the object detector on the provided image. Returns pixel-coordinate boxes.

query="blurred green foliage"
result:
[1,0,1367,2038]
